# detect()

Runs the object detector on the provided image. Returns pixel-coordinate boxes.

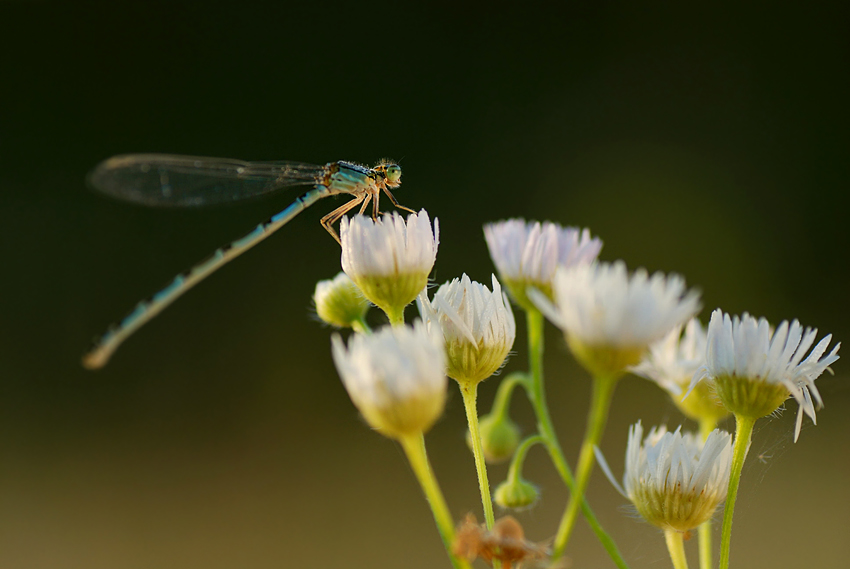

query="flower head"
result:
[313,272,370,329]
[341,210,439,322]
[600,421,732,532]
[331,321,447,439]
[484,219,602,310]
[418,274,516,385]
[631,318,728,423]
[690,309,840,441]
[531,261,701,378]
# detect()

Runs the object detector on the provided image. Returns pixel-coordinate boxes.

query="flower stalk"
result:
[460,383,497,530]
[697,417,717,569]
[551,372,618,559]
[399,433,473,569]
[506,435,544,485]
[525,308,629,568]
[665,529,690,569]
[719,414,756,569]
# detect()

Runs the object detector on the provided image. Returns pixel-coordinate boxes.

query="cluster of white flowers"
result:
[321,210,840,569]
[328,211,841,443]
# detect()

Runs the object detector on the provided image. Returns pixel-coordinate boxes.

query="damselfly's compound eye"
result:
[386,164,402,186]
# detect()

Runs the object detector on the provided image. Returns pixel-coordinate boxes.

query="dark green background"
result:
[1,2,848,568]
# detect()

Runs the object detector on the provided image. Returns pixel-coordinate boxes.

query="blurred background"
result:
[1,2,848,568]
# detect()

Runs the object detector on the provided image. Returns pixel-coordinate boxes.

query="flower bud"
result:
[494,477,539,510]
[314,272,369,329]
[466,413,521,463]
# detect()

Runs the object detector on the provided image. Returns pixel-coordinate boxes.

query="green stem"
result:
[399,433,472,569]
[506,435,544,482]
[552,373,618,559]
[719,415,756,569]
[491,372,527,419]
[386,306,405,326]
[665,529,690,569]
[460,383,496,530]
[460,383,503,569]
[351,317,372,335]
[525,309,629,568]
[697,418,717,569]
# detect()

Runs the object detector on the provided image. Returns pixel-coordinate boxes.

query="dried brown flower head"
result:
[453,514,553,568]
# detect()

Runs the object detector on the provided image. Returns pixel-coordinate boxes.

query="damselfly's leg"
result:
[320,194,366,244]
[381,187,416,215]
[371,190,380,220]
[358,193,372,215]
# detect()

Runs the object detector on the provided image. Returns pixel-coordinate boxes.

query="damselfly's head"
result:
[376,161,402,188]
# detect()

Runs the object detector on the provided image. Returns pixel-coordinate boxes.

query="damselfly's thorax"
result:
[323,160,402,196]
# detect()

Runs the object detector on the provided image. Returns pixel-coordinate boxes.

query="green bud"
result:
[494,477,539,509]
[466,413,521,463]
[314,273,370,329]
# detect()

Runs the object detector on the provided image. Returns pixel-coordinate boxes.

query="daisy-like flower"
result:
[599,421,733,533]
[313,272,370,330]
[690,309,840,441]
[632,318,729,424]
[331,321,447,440]
[418,274,517,530]
[418,274,516,386]
[341,210,439,323]
[483,219,602,311]
[531,260,701,378]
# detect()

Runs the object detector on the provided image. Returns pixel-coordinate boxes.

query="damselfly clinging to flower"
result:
[83,153,413,370]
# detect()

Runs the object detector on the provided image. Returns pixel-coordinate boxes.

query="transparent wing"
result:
[88,154,329,207]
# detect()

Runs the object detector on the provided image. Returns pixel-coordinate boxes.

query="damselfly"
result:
[83,154,413,370]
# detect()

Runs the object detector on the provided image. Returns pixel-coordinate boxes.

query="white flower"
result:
[331,321,447,439]
[313,272,369,329]
[341,210,439,320]
[530,261,701,377]
[598,421,733,532]
[631,318,728,422]
[483,219,602,309]
[632,318,707,394]
[690,309,840,441]
[418,274,516,384]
